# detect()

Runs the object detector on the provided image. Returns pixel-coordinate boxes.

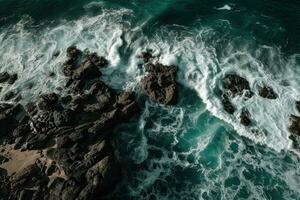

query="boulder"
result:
[223,74,252,97]
[0,72,10,83]
[257,85,277,99]
[289,115,300,136]
[137,51,153,63]
[240,109,251,126]
[141,63,178,105]
[72,59,102,80]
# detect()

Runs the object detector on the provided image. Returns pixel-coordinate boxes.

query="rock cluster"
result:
[0,72,18,84]
[220,74,278,127]
[139,52,178,105]
[0,47,139,199]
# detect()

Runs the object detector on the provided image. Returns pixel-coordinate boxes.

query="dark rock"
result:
[289,115,300,136]
[0,72,10,83]
[221,93,235,114]
[257,85,277,99]
[0,155,8,164]
[53,51,60,58]
[66,46,81,60]
[8,73,18,84]
[88,53,108,67]
[141,63,178,105]
[73,60,102,80]
[37,93,59,111]
[223,74,252,97]
[3,90,17,101]
[56,135,73,148]
[240,109,251,126]
[296,101,300,113]
[46,162,58,176]
[138,51,153,63]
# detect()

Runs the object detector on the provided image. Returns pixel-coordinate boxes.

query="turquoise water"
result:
[0,0,300,199]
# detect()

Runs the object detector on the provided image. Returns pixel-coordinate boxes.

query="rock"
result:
[38,93,59,111]
[289,115,300,136]
[240,109,251,126]
[141,63,178,105]
[0,155,8,164]
[3,90,17,101]
[0,72,10,83]
[66,46,81,60]
[296,101,300,113]
[138,51,153,63]
[223,74,252,97]
[8,73,18,84]
[221,93,235,114]
[257,85,277,99]
[73,59,102,80]
[88,53,108,67]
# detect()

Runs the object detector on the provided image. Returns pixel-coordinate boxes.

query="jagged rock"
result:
[8,73,18,84]
[67,46,81,60]
[223,74,252,97]
[257,85,277,99]
[0,47,140,199]
[38,93,59,111]
[0,103,27,139]
[0,72,18,84]
[87,53,108,67]
[3,90,17,101]
[73,59,102,80]
[0,155,8,164]
[221,93,235,114]
[296,101,300,113]
[141,63,178,105]
[0,72,10,83]
[240,109,251,126]
[289,115,300,136]
[137,51,153,63]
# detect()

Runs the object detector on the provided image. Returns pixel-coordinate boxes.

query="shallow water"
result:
[0,0,300,199]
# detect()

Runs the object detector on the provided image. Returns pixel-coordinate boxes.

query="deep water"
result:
[0,0,300,199]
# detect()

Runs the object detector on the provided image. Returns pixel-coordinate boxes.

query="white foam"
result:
[216,5,232,11]
[0,8,133,103]
[137,27,300,153]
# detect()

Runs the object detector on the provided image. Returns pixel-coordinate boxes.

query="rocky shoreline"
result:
[0,48,178,199]
[1,47,300,199]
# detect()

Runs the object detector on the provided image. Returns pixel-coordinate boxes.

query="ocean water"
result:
[1,0,300,199]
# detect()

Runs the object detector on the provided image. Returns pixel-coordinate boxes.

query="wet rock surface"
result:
[257,85,278,99]
[220,74,253,115]
[0,47,139,200]
[140,59,178,105]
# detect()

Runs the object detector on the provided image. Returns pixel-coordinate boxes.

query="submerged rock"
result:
[257,85,278,99]
[141,63,178,105]
[240,109,251,126]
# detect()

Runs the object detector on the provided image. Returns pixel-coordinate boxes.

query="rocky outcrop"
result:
[220,74,253,115]
[0,72,18,84]
[223,74,253,98]
[140,62,178,105]
[257,85,277,99]
[0,47,139,200]
[240,109,251,126]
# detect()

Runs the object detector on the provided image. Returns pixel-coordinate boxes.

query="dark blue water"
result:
[0,0,300,199]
